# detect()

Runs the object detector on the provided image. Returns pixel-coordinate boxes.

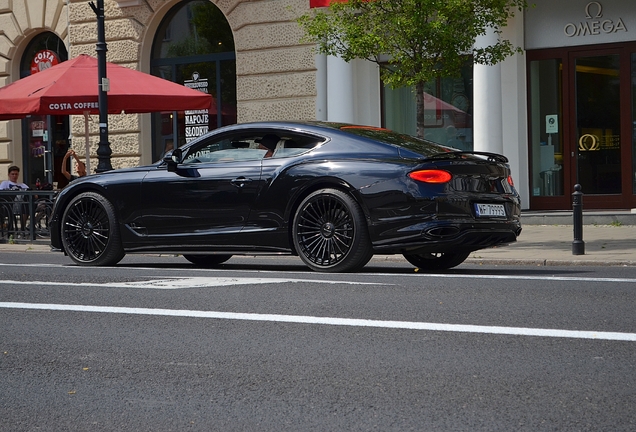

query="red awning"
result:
[310,0,346,7]
[0,54,213,120]
[310,0,370,8]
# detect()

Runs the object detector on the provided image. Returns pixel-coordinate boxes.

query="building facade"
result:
[0,0,634,211]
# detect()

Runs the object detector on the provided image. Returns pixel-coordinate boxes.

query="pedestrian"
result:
[61,149,87,181]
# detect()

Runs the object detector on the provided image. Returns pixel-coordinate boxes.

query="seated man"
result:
[0,165,29,231]
[256,134,280,158]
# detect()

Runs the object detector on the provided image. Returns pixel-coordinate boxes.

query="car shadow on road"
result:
[115,255,597,277]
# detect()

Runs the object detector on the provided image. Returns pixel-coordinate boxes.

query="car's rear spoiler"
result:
[426,151,509,163]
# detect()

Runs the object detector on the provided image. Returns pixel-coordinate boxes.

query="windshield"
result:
[338,126,453,158]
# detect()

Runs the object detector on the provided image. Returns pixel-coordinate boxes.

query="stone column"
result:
[315,53,328,121]
[473,28,503,155]
[327,55,354,123]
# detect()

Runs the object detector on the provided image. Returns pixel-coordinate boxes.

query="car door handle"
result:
[231,177,253,188]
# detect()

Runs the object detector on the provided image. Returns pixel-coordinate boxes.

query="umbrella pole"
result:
[84,111,91,174]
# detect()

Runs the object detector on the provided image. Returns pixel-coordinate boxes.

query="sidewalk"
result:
[3,224,636,267]
[466,224,636,266]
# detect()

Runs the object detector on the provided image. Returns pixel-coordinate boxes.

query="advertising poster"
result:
[184,72,209,143]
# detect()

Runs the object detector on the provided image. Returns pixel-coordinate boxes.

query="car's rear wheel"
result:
[61,192,124,266]
[183,254,232,266]
[293,188,372,273]
[402,251,471,270]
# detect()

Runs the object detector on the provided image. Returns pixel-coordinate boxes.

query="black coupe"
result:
[50,121,521,272]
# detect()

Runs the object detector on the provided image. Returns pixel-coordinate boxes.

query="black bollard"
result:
[572,184,585,255]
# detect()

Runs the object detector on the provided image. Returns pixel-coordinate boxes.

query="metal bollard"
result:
[572,184,585,255]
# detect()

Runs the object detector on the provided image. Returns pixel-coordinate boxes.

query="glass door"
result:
[573,54,622,195]
[528,44,636,210]
[528,57,565,203]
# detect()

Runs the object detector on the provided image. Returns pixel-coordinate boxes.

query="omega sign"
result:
[564,2,627,38]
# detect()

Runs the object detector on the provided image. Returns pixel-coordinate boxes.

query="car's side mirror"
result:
[164,148,183,172]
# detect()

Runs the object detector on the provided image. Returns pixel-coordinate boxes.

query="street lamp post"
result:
[89,0,113,172]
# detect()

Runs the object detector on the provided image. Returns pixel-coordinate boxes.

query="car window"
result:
[181,132,324,164]
[270,136,322,159]
[182,137,265,164]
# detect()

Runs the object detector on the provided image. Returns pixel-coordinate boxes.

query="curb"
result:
[373,255,636,267]
[464,258,636,267]
[2,245,634,267]
[0,244,51,253]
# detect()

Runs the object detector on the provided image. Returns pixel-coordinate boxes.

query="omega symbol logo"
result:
[585,2,602,19]
[578,134,600,151]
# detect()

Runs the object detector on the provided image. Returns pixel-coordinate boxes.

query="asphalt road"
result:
[1,253,635,431]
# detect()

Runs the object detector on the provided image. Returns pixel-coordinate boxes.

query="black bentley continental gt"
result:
[50,121,521,272]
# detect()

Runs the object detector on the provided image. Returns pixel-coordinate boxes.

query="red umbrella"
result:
[0,54,213,120]
[0,54,213,173]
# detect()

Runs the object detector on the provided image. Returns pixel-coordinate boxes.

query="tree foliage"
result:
[299,0,526,88]
[298,0,528,136]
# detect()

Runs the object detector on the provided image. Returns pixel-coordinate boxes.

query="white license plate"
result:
[475,203,506,217]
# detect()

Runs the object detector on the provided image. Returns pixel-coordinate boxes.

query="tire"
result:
[61,192,125,266]
[183,254,232,266]
[402,251,471,271]
[292,188,372,273]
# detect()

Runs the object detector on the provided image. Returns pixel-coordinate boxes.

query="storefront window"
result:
[150,0,236,162]
[632,53,636,195]
[575,54,621,195]
[19,33,69,189]
[383,65,473,150]
[529,58,564,197]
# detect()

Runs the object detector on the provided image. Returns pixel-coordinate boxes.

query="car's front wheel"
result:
[61,192,125,266]
[183,254,232,267]
[293,188,372,273]
[402,251,471,270]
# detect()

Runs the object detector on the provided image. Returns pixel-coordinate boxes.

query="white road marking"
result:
[1,302,634,341]
[395,273,636,283]
[1,262,635,284]
[0,277,383,289]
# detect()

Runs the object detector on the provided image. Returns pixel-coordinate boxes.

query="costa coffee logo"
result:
[564,2,627,38]
[30,50,59,75]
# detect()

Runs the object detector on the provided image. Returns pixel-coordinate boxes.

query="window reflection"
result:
[529,58,564,197]
[150,0,236,162]
[383,65,473,151]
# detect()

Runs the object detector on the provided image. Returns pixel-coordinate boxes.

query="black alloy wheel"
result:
[293,188,372,273]
[402,251,471,270]
[183,254,232,266]
[61,192,124,266]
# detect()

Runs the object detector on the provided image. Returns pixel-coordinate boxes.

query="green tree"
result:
[298,0,527,137]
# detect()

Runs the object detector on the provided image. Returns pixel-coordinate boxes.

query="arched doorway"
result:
[19,32,69,189]
[150,0,237,162]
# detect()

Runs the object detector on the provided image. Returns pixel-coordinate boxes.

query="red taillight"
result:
[507,175,515,187]
[408,170,452,184]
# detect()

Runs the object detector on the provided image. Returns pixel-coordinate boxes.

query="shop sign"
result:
[31,50,59,75]
[31,120,45,137]
[546,115,558,134]
[563,2,627,38]
[184,72,209,143]
[578,133,620,151]
[525,0,635,50]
